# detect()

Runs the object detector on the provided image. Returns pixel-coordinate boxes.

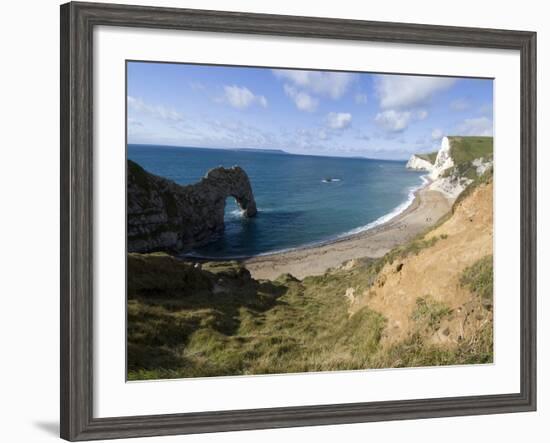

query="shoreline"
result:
[242,185,453,280]
[185,175,430,262]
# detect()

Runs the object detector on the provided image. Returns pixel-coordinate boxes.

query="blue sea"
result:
[128,145,425,258]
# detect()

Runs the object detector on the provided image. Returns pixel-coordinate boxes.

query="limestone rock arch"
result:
[127,160,257,253]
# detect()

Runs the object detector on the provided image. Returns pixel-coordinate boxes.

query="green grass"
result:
[371,291,492,368]
[127,220,491,379]
[411,296,452,330]
[415,137,492,169]
[127,253,390,379]
[460,255,493,304]
[371,323,493,368]
[415,151,438,164]
[440,136,493,180]
[448,136,493,164]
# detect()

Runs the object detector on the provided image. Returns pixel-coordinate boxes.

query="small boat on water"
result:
[322,177,342,183]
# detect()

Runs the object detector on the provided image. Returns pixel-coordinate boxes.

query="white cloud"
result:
[355,93,368,104]
[221,85,268,109]
[127,117,146,139]
[189,81,206,91]
[326,112,352,130]
[199,118,279,148]
[375,75,456,110]
[416,109,428,120]
[431,128,443,140]
[273,70,355,99]
[450,98,471,111]
[127,96,183,122]
[374,110,412,132]
[318,129,329,140]
[456,117,493,136]
[283,84,319,112]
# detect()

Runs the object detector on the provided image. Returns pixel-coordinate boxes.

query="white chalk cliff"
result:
[408,136,493,200]
[430,137,454,180]
[405,155,433,172]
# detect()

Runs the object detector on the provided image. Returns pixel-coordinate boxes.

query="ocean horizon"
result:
[128,144,425,258]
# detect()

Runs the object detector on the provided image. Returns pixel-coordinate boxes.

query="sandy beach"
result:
[243,187,453,280]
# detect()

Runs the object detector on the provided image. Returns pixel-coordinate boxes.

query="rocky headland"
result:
[405,154,435,171]
[407,136,493,198]
[127,160,257,253]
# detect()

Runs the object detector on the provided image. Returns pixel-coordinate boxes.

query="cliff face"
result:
[127,160,257,253]
[416,136,494,199]
[430,136,454,180]
[350,174,493,348]
[427,136,467,198]
[405,155,434,172]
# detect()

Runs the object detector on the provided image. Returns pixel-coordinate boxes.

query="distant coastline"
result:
[127,143,410,162]
[231,148,288,154]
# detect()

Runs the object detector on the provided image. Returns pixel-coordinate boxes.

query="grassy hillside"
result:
[442,136,493,180]
[448,136,493,163]
[127,170,494,380]
[350,172,493,355]
[414,137,492,172]
[128,253,388,379]
[415,152,438,164]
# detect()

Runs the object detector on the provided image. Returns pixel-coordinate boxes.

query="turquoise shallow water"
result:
[128,144,425,258]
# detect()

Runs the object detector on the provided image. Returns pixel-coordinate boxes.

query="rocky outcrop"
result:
[429,155,493,199]
[428,176,471,199]
[406,155,434,172]
[430,137,454,180]
[427,137,468,198]
[127,160,257,253]
[472,157,493,176]
[425,136,493,199]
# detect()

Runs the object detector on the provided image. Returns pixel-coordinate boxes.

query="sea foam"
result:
[336,174,429,238]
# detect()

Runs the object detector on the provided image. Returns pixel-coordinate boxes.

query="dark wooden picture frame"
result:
[60,1,537,441]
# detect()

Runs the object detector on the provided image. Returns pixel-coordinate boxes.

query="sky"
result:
[127,61,493,160]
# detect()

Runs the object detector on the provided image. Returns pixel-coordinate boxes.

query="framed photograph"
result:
[60,1,536,440]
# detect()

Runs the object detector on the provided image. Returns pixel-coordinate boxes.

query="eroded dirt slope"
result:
[350,180,493,348]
